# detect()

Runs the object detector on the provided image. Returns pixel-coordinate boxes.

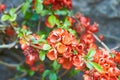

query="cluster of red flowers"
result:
[83,49,120,80]
[47,28,86,70]
[74,13,98,50]
[43,0,72,10]
[19,28,44,73]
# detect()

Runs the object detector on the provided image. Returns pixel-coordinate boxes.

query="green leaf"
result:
[48,15,57,27]
[54,10,68,15]
[28,70,35,76]
[69,69,80,77]
[39,50,46,61]
[42,44,51,50]
[90,62,103,73]
[40,10,51,16]
[1,15,10,21]
[52,60,60,71]
[9,14,17,21]
[35,1,43,14]
[87,48,96,60]
[22,2,30,15]
[85,61,93,70]
[49,72,57,80]
[42,70,50,78]
[63,17,71,28]
[9,8,16,16]
[68,29,76,35]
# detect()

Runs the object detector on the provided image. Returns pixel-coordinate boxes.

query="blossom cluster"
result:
[43,0,72,10]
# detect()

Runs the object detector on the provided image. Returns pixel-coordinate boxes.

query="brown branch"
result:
[0,40,17,49]
[93,34,111,52]
[58,70,69,78]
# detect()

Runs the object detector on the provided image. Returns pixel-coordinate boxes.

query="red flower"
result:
[62,58,72,69]
[56,43,68,54]
[72,55,85,70]
[47,28,64,45]
[47,49,58,60]
[62,31,73,45]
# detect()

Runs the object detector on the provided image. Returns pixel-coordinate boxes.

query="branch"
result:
[0,40,17,49]
[0,60,22,67]
[93,34,111,52]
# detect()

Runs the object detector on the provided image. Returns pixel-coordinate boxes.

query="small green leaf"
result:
[87,48,96,60]
[69,69,80,77]
[9,14,17,21]
[52,60,60,71]
[22,2,30,14]
[9,8,16,16]
[42,70,50,78]
[85,61,93,70]
[49,72,57,80]
[90,62,103,73]
[63,17,71,28]
[54,10,68,15]
[39,50,46,61]
[35,2,43,14]
[1,15,10,21]
[40,10,51,16]
[28,70,35,76]
[42,44,51,50]
[48,15,57,27]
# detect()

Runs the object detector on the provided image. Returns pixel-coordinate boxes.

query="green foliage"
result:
[84,48,96,61]
[42,44,51,50]
[52,60,61,71]
[69,69,80,77]
[48,15,57,27]
[35,0,43,14]
[42,70,57,80]
[39,50,46,61]
[89,62,103,73]
[22,1,30,15]
[1,8,17,22]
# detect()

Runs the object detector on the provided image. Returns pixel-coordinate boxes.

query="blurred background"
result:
[0,0,120,80]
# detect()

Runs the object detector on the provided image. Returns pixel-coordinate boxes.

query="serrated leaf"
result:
[35,2,43,14]
[40,10,51,16]
[39,50,46,61]
[1,15,10,21]
[90,62,103,73]
[9,14,17,21]
[87,48,96,60]
[9,8,16,16]
[49,72,57,80]
[52,60,60,71]
[54,10,68,15]
[48,15,57,27]
[42,44,51,50]
[85,61,93,70]
[22,2,30,14]
[42,70,50,78]
[69,69,80,77]
[28,70,35,76]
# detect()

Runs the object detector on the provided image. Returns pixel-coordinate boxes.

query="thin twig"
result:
[58,70,69,78]
[93,34,111,52]
[37,19,41,32]
[9,72,27,80]
[0,40,17,49]
[0,60,22,67]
